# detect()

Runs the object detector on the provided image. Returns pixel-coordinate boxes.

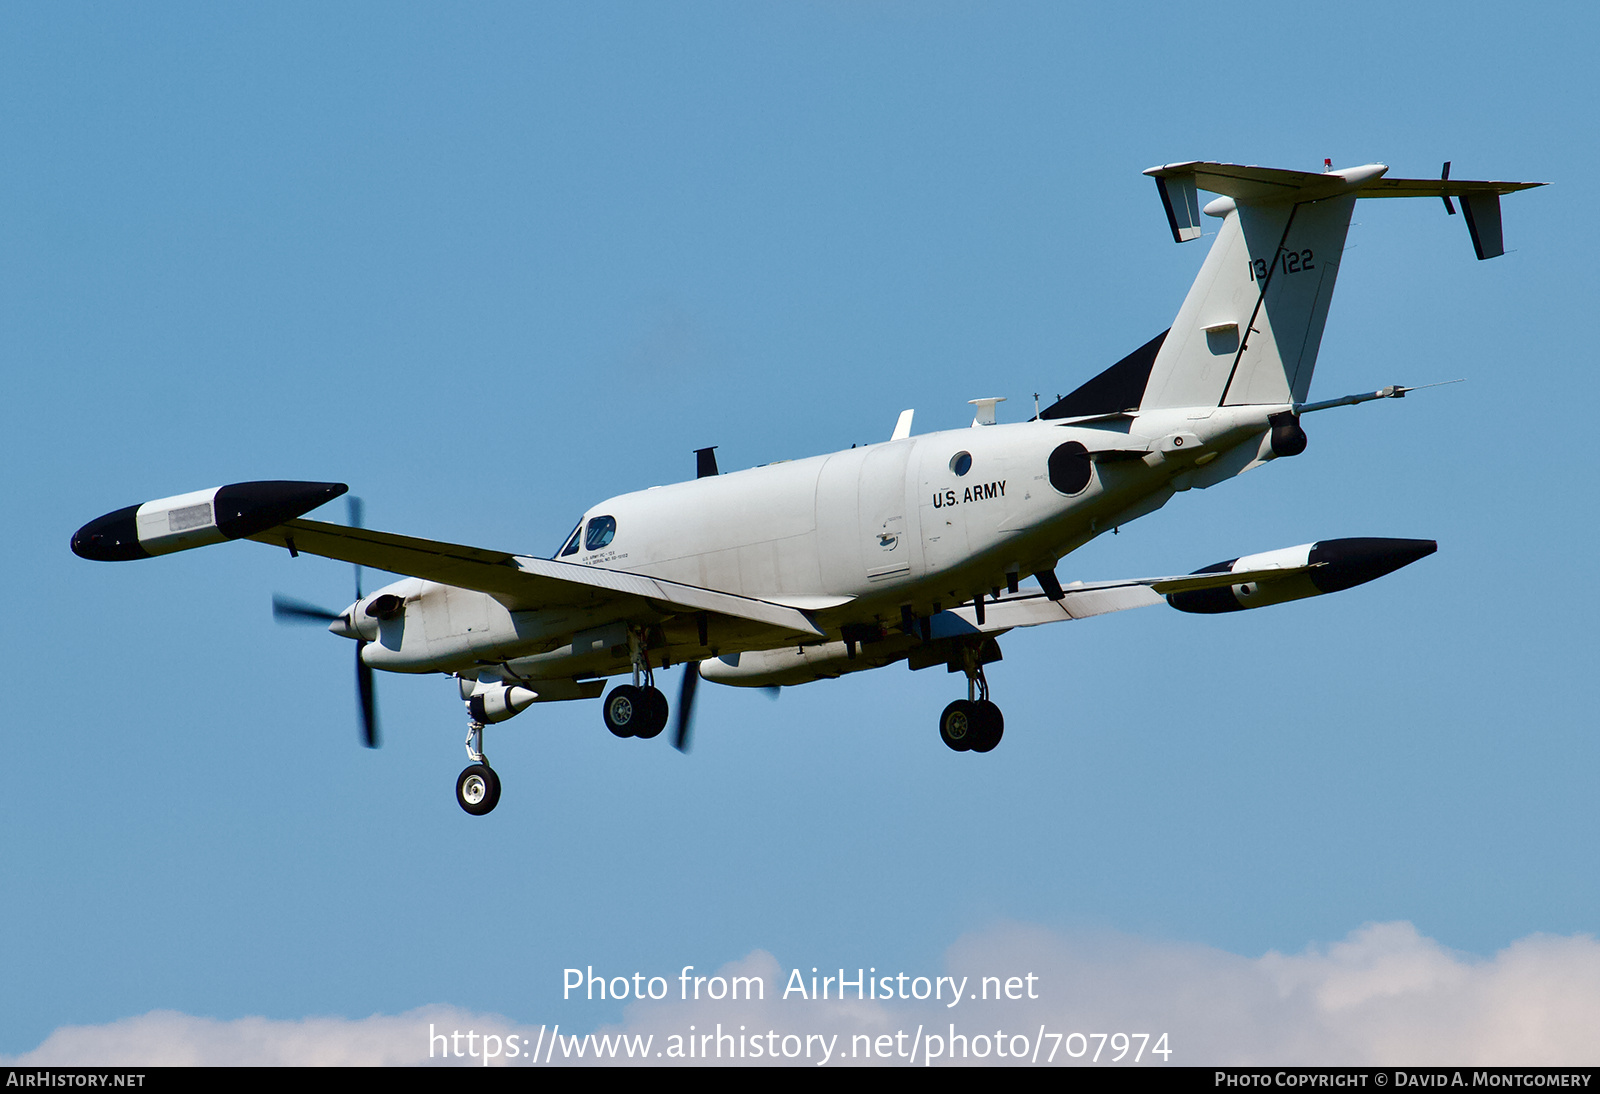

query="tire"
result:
[633,686,668,740]
[969,700,1005,753]
[604,684,646,737]
[456,764,501,816]
[939,700,976,752]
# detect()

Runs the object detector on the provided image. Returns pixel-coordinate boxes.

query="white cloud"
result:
[8,922,1598,1066]
[3,1006,497,1067]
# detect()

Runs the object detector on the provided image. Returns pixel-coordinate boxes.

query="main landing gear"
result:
[940,644,1004,754]
[456,720,502,815]
[603,684,668,738]
[602,625,669,740]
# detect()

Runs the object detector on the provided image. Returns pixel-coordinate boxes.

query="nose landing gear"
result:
[456,720,502,815]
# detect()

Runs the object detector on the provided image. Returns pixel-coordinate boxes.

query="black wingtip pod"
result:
[72,480,348,561]
[70,504,147,560]
[1166,538,1437,614]
[212,481,348,539]
[1306,538,1437,594]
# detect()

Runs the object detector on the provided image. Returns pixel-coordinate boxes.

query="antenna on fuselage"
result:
[695,447,719,478]
[968,397,1006,427]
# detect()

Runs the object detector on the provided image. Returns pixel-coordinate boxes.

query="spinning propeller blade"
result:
[272,595,341,624]
[270,494,378,747]
[347,495,364,598]
[346,495,377,746]
[674,662,700,752]
[356,641,378,748]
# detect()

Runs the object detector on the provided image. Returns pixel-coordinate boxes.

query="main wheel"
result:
[456,764,501,816]
[969,699,1005,753]
[604,684,647,737]
[633,686,668,740]
[939,700,976,752]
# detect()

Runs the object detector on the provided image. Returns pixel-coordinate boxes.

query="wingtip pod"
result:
[72,481,348,561]
[1166,537,1436,614]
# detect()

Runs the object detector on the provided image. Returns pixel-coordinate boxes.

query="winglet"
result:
[1152,172,1202,242]
[1459,192,1506,260]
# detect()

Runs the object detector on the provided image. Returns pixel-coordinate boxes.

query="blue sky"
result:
[3,1,1596,1065]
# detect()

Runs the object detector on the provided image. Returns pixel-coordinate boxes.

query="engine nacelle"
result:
[700,639,909,688]
[1166,537,1436,614]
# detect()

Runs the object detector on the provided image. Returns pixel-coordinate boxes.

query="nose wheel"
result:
[456,720,502,815]
[456,763,501,815]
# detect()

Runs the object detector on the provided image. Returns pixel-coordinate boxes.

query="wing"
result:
[944,564,1299,632]
[71,479,824,641]
[951,537,1437,634]
[253,518,824,639]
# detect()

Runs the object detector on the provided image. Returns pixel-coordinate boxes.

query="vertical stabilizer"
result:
[1141,191,1356,409]
[1137,161,1543,412]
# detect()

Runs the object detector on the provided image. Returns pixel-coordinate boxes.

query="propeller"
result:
[671,661,779,753]
[346,497,378,748]
[270,495,379,748]
[673,662,700,752]
[354,643,377,748]
[271,596,341,624]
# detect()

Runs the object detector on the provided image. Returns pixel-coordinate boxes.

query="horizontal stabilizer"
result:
[1145,160,1542,260]
[1146,161,1541,207]
[1145,161,1389,206]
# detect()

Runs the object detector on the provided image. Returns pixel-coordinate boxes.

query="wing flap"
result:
[940,563,1317,633]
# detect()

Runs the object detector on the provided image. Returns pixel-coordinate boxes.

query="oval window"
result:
[584,515,617,551]
[1047,442,1092,495]
[949,451,972,476]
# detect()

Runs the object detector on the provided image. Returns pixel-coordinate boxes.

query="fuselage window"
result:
[950,451,972,476]
[584,515,617,551]
[556,523,582,558]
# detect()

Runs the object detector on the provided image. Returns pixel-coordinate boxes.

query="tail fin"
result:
[1136,161,1542,411]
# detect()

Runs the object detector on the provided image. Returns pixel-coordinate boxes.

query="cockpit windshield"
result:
[554,515,617,558]
[555,522,582,559]
[584,515,617,551]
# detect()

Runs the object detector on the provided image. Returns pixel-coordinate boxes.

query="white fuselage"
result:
[358,404,1287,680]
